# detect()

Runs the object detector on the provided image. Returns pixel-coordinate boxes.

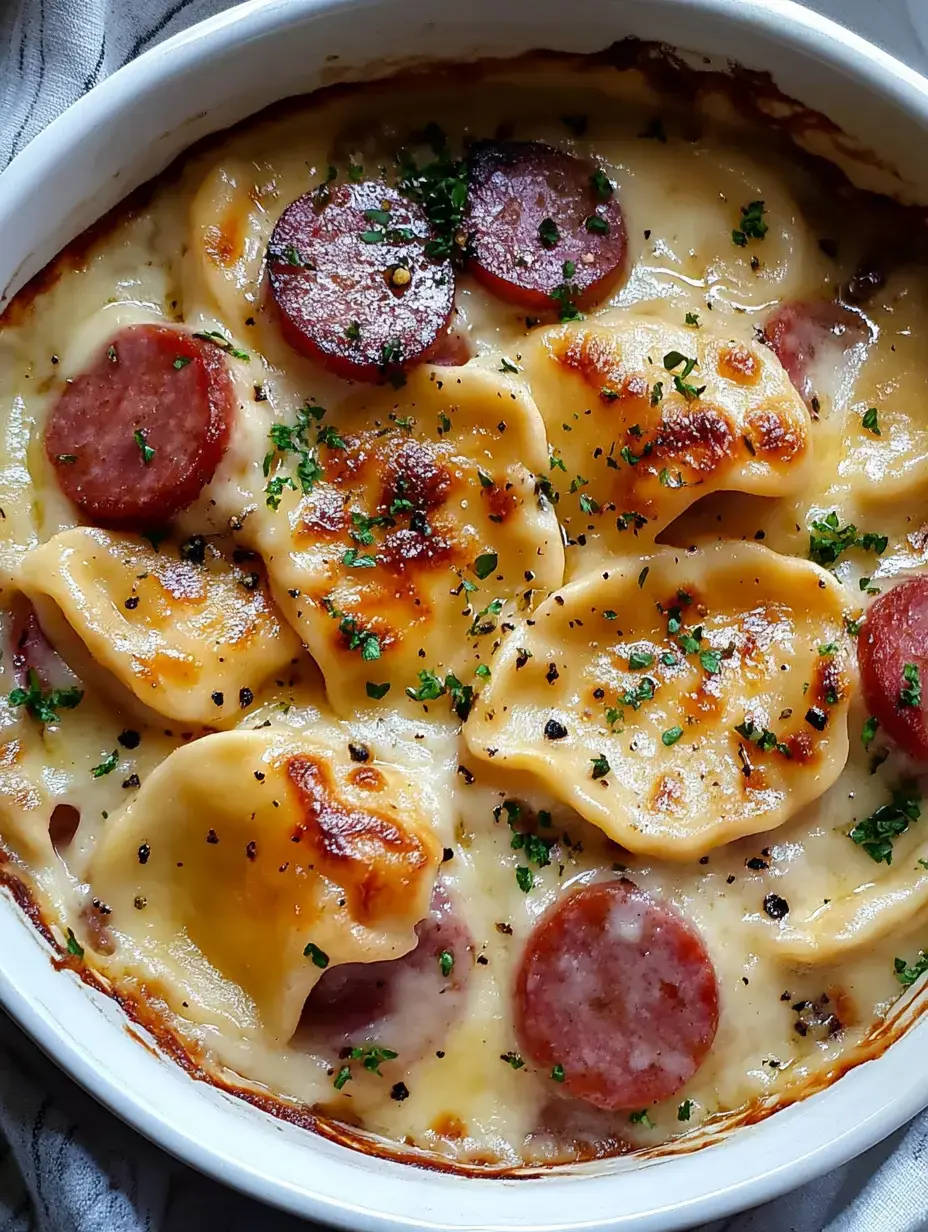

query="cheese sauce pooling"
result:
[2,56,928,1170]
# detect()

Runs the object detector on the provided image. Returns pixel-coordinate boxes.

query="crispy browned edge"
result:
[3,36,928,1177]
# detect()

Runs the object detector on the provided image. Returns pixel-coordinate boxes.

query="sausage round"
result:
[465,141,627,312]
[45,325,233,529]
[763,300,870,410]
[266,181,455,382]
[515,880,719,1110]
[299,885,473,1061]
[858,577,928,762]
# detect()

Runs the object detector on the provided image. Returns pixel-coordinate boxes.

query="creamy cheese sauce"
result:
[1,56,928,1169]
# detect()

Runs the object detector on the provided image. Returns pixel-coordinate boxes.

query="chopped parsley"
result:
[303,941,330,968]
[342,548,377,569]
[65,928,84,959]
[551,280,583,322]
[663,351,705,401]
[685,312,700,327]
[473,552,498,580]
[650,381,664,406]
[849,783,921,864]
[406,669,476,721]
[734,717,790,758]
[439,950,454,977]
[366,681,391,700]
[133,429,155,465]
[396,126,470,263]
[677,1100,694,1122]
[264,403,327,509]
[862,406,881,436]
[899,663,921,709]
[322,601,381,660]
[699,649,722,675]
[468,597,504,638]
[662,726,684,747]
[350,1044,398,1075]
[861,716,879,748]
[333,1065,353,1090]
[550,1064,566,1083]
[590,753,610,780]
[629,1109,655,1128]
[501,1051,525,1069]
[350,510,394,546]
[732,200,768,247]
[590,168,613,199]
[192,329,250,361]
[91,750,119,778]
[807,511,888,566]
[538,217,560,248]
[516,865,534,893]
[894,951,928,988]
[619,676,656,712]
[628,650,654,670]
[8,671,83,724]
[173,356,191,369]
[499,357,520,374]
[317,424,346,450]
[585,214,609,235]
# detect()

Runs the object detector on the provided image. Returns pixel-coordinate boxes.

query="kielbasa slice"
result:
[465,141,627,312]
[298,885,473,1061]
[266,181,455,382]
[763,300,870,412]
[45,325,233,529]
[516,880,719,1110]
[858,577,928,762]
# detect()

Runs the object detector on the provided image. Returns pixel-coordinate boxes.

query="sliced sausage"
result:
[763,300,870,412]
[10,605,63,690]
[45,325,233,529]
[465,141,627,312]
[266,181,455,382]
[516,880,719,1110]
[298,885,473,1060]
[858,577,928,762]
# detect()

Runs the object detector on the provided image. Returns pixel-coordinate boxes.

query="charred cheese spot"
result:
[464,541,850,860]
[297,488,348,539]
[518,318,812,576]
[718,343,760,385]
[246,365,564,717]
[653,405,735,475]
[88,728,442,1040]
[17,528,300,725]
[286,753,430,921]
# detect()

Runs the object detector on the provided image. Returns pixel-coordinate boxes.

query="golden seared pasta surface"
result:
[2,52,928,1169]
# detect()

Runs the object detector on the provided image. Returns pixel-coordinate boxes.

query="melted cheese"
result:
[517,318,812,574]
[17,528,301,725]
[243,364,564,716]
[89,726,442,1040]
[464,541,850,859]
[0,56,926,1168]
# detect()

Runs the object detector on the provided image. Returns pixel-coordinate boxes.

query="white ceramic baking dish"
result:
[3,0,928,1227]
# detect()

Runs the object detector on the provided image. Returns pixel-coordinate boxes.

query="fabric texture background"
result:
[1,0,928,1228]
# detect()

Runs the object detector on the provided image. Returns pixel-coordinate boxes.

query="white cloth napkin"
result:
[1,1,928,1228]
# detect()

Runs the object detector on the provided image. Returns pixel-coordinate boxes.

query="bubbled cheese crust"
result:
[465,542,850,859]
[90,727,442,1040]
[244,365,564,716]
[17,528,300,725]
[517,319,812,573]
